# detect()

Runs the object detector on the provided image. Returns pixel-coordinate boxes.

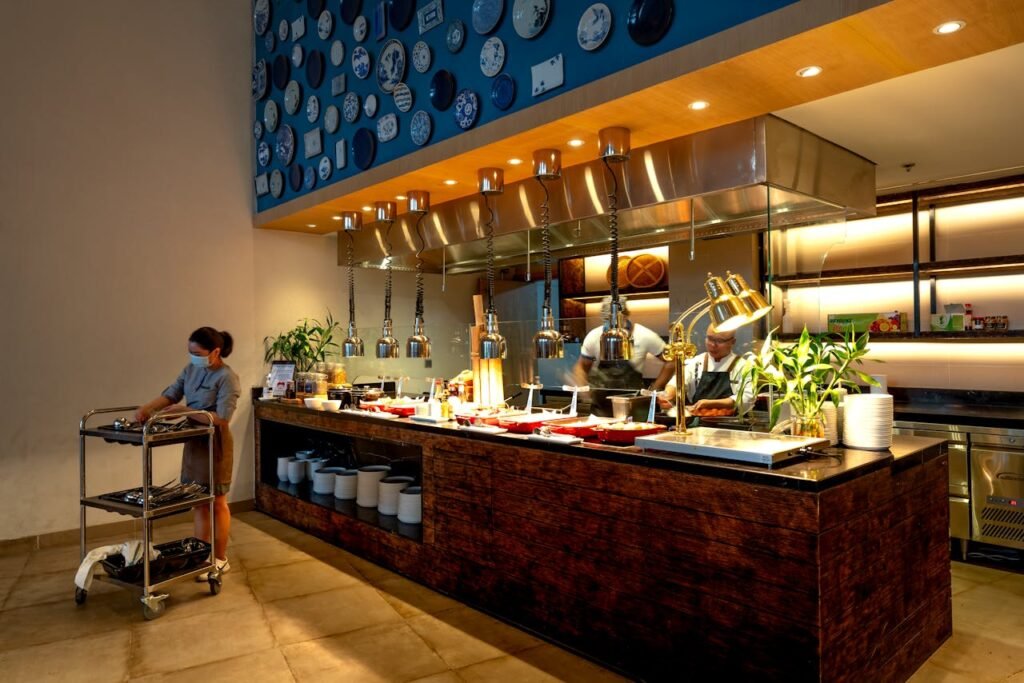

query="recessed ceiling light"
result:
[796,65,823,78]
[362,205,372,211]
[443,179,457,185]
[508,158,522,165]
[933,20,965,35]
[332,215,342,221]
[306,224,316,228]
[688,100,709,111]
[395,194,407,200]
[567,139,585,148]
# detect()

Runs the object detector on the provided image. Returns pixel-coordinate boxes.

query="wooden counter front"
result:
[254,403,951,682]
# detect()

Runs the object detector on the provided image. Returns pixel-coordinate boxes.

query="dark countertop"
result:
[894,403,1024,430]
[255,402,946,493]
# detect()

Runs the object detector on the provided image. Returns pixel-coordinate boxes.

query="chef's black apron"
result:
[590,360,644,417]
[691,354,740,403]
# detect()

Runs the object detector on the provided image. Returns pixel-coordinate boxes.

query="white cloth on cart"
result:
[74,540,161,592]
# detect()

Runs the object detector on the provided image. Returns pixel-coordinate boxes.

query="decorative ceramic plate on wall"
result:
[257,141,272,167]
[352,45,371,79]
[272,54,290,89]
[376,39,406,93]
[454,89,479,130]
[254,0,270,36]
[252,60,268,100]
[291,43,304,68]
[513,0,550,39]
[429,69,456,110]
[392,82,413,112]
[363,93,378,117]
[377,113,398,142]
[352,127,377,169]
[269,168,284,197]
[446,20,465,53]
[284,80,302,114]
[324,104,340,133]
[253,119,264,139]
[306,94,320,123]
[479,36,504,77]
[263,99,279,132]
[304,165,316,190]
[289,163,303,191]
[276,124,296,165]
[343,91,361,122]
[264,32,276,53]
[307,0,326,19]
[627,0,673,46]
[472,0,504,35]
[389,0,415,31]
[353,15,368,42]
[410,109,432,146]
[278,18,289,41]
[331,39,345,66]
[318,155,332,180]
[317,10,333,39]
[490,72,515,110]
[340,0,362,25]
[412,40,431,73]
[306,49,325,88]
[578,3,612,51]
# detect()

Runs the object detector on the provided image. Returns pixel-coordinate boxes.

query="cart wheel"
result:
[142,600,166,621]
[75,588,87,605]
[208,576,222,595]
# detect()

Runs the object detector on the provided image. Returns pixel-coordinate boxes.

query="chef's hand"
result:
[133,407,150,423]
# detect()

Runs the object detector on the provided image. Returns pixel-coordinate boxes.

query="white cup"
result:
[287,459,306,484]
[378,476,414,515]
[313,466,347,495]
[333,469,358,499]
[277,456,295,481]
[305,458,325,480]
[295,450,315,460]
[397,486,423,524]
[356,465,392,507]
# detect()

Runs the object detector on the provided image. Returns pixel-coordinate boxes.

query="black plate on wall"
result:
[389,0,415,31]
[272,54,291,90]
[307,0,326,19]
[289,163,304,191]
[306,49,325,88]
[352,127,377,170]
[340,0,362,25]
[429,69,456,111]
[627,0,674,47]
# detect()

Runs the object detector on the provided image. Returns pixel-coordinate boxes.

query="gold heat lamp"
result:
[341,211,365,358]
[597,126,633,362]
[374,201,400,359]
[531,148,564,359]
[478,167,507,360]
[405,190,432,359]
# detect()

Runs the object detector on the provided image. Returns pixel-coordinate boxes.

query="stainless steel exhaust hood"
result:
[340,115,876,274]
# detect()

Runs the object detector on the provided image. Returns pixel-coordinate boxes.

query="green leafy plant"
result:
[739,326,880,428]
[263,313,340,373]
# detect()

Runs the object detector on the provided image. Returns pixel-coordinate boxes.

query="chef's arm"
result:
[650,357,675,391]
[134,396,174,423]
[574,356,594,386]
[691,397,736,412]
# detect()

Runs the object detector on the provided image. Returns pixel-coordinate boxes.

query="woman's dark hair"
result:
[189,327,234,358]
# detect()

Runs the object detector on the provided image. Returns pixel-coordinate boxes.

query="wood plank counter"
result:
[254,402,952,682]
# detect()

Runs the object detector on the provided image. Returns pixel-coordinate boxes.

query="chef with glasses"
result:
[659,327,752,417]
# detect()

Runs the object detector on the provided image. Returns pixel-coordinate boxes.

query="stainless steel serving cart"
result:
[77,406,220,620]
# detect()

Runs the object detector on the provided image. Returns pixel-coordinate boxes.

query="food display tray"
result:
[635,427,828,466]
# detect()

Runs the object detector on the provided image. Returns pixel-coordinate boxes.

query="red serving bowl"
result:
[544,417,615,439]
[593,422,667,445]
[382,404,418,417]
[496,413,562,434]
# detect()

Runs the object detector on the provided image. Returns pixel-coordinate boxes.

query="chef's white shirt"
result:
[664,352,753,411]
[579,323,667,373]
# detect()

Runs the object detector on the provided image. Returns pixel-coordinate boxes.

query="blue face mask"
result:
[189,353,210,368]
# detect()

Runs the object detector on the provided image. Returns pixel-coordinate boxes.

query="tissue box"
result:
[930,314,966,331]
[827,312,908,334]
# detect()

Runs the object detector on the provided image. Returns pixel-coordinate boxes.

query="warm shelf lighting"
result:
[395,194,407,200]
[332,215,342,221]
[796,65,823,78]
[688,100,709,111]
[567,139,585,148]
[443,179,457,186]
[508,158,522,165]
[306,223,316,228]
[361,205,372,211]
[933,20,965,35]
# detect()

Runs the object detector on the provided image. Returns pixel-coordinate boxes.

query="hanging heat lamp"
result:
[341,211,365,357]
[405,190,431,359]
[374,200,400,359]
[597,126,633,362]
[478,167,506,360]
[531,148,564,359]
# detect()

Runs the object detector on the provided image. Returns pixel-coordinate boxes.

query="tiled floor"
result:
[1,512,1021,682]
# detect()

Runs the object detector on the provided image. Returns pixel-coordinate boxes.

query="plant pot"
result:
[791,414,826,439]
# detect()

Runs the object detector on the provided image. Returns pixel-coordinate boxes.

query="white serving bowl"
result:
[321,399,342,412]
[304,397,324,410]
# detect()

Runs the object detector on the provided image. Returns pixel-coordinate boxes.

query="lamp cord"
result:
[603,157,621,308]
[536,177,552,307]
[382,221,393,321]
[346,231,356,325]
[414,213,426,319]
[482,192,496,315]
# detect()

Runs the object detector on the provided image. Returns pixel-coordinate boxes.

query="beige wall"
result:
[0,1,474,541]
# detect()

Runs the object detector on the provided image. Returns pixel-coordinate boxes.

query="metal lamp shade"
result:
[406,317,431,359]
[599,305,633,361]
[533,308,563,359]
[376,320,400,359]
[480,311,507,360]
[725,271,772,322]
[704,274,749,333]
[342,321,364,358]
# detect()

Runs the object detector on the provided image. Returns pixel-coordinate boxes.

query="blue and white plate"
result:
[353,15,368,42]
[276,124,296,165]
[318,155,332,181]
[417,0,444,34]
[352,127,377,170]
[255,173,269,197]
[351,45,371,79]
[317,10,333,39]
[324,104,340,133]
[343,91,360,122]
[578,3,612,51]
[254,0,271,36]
[479,37,504,78]
[377,113,398,143]
[278,18,289,42]
[472,0,504,35]
[410,109,432,146]
[263,99,279,132]
[264,32,276,53]
[291,43,304,68]
[445,19,465,53]
[253,119,264,140]
[284,80,302,115]
[252,60,268,100]
[513,0,550,40]
[363,93,378,118]
[412,40,431,73]
[392,82,413,112]
[257,141,272,167]
[490,72,515,110]
[304,165,316,190]
[269,168,284,198]
[330,39,345,66]
[306,95,320,123]
[454,89,480,130]
[375,39,406,93]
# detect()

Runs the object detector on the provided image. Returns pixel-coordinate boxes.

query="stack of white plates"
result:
[842,394,893,450]
[820,402,839,446]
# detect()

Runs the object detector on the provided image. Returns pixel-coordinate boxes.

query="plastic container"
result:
[100,537,210,584]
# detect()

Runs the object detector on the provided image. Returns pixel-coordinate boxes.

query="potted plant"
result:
[263,313,341,374]
[739,326,879,437]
